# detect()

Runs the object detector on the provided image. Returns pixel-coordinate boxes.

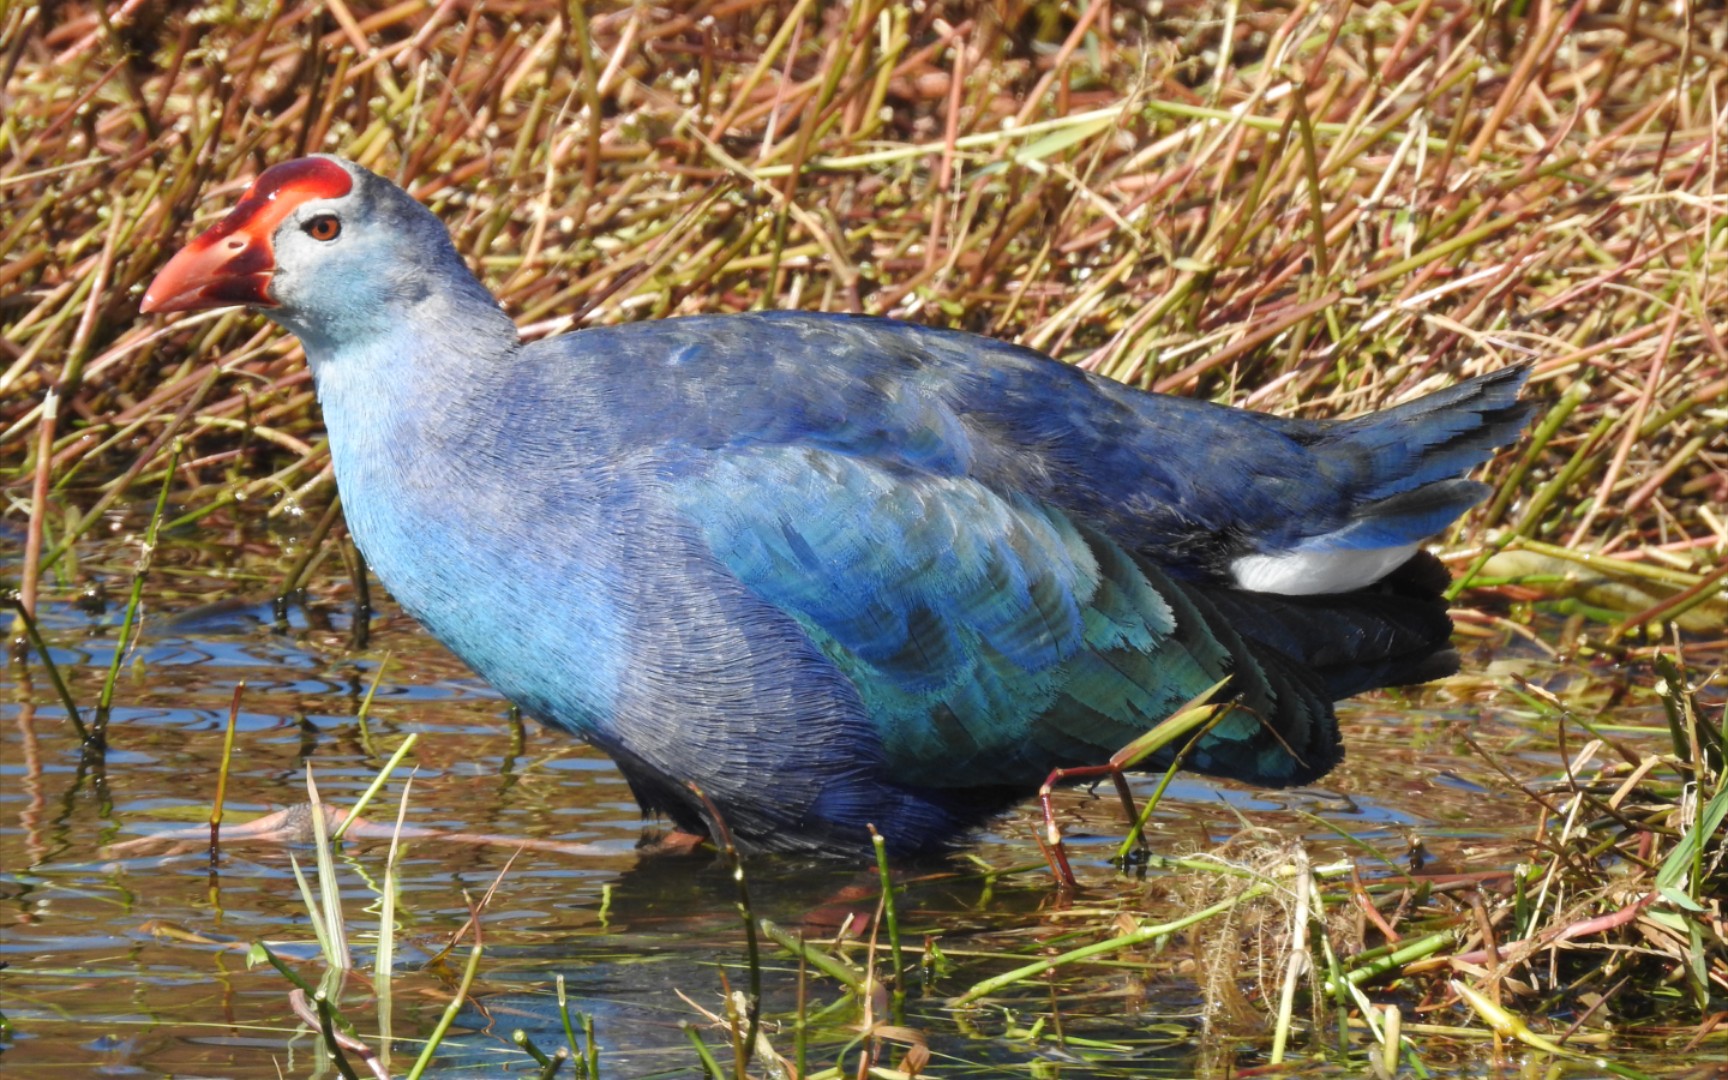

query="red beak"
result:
[140,228,276,314]
[141,157,356,315]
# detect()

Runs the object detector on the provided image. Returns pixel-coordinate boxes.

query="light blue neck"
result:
[299,317,626,736]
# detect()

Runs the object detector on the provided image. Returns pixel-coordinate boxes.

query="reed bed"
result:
[2,0,1723,619]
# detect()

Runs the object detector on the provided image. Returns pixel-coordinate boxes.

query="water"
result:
[1,517,1711,1077]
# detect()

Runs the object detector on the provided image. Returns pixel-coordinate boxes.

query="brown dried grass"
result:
[1,1,1722,630]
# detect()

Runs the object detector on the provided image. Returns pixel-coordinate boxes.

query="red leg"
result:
[1038,751,1143,889]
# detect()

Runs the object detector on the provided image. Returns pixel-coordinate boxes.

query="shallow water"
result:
[1,515,1715,1077]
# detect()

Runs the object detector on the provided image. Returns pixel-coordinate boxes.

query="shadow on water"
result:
[3,522,1719,1077]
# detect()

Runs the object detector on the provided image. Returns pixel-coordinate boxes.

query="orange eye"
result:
[304,215,341,241]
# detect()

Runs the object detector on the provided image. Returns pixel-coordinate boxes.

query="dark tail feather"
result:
[1142,564,1344,787]
[1329,365,1532,501]
[1205,551,1459,700]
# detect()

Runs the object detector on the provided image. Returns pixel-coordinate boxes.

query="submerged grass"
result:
[210,652,1727,1075]
[3,0,1725,1076]
[243,757,546,1078]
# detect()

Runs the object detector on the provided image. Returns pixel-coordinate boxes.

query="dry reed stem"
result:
[1,1,1722,625]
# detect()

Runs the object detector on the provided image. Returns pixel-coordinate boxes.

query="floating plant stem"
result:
[4,595,86,742]
[351,651,391,754]
[869,824,904,997]
[1267,865,1311,1064]
[957,880,1275,1004]
[514,1028,555,1070]
[404,943,484,1080]
[681,1022,725,1079]
[375,772,415,983]
[1116,700,1229,860]
[303,766,350,969]
[247,941,319,999]
[333,731,418,843]
[287,849,337,970]
[94,437,182,744]
[759,919,864,992]
[208,680,243,861]
[555,973,590,1079]
[315,989,363,1080]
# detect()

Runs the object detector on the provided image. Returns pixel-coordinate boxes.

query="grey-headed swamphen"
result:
[142,156,1529,859]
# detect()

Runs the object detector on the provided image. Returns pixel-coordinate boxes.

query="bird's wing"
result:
[555,313,1526,592]
[669,444,1340,789]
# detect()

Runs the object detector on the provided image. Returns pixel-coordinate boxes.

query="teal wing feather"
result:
[671,445,1338,789]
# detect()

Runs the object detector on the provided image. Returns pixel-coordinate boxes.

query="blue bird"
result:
[143,157,1529,857]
